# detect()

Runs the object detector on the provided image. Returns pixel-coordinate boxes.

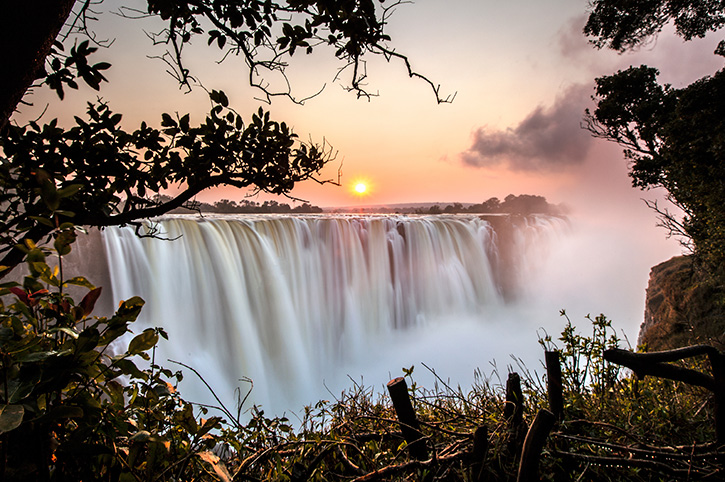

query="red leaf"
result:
[9,287,29,304]
[80,287,102,317]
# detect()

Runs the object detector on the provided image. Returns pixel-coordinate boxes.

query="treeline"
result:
[156,193,563,215]
[159,196,324,214]
[334,194,566,215]
[412,194,563,215]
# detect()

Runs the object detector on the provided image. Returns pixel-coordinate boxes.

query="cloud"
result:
[557,14,592,62]
[461,84,595,171]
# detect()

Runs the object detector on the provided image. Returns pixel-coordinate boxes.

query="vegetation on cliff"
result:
[584,0,725,287]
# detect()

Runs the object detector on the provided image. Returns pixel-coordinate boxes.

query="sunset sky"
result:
[16,0,722,210]
[13,0,725,339]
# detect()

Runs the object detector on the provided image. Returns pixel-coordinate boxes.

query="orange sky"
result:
[13,1,723,291]
[16,1,721,209]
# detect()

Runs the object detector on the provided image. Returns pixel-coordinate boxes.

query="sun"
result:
[350,178,372,198]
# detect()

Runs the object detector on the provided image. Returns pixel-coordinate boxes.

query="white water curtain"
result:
[102,214,564,414]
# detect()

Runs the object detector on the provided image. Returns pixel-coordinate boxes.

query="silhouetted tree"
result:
[0,0,448,277]
[584,1,725,281]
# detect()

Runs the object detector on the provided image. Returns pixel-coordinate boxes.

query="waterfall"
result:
[101,214,567,414]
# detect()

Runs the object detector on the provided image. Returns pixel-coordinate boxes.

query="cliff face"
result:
[639,256,725,350]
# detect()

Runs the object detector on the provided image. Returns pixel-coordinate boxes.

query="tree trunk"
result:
[0,0,77,132]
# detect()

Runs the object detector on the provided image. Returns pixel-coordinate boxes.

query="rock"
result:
[639,255,725,350]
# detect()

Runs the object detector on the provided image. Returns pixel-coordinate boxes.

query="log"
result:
[386,377,428,460]
[505,371,525,456]
[604,346,725,444]
[505,372,524,427]
[516,409,556,482]
[470,425,488,482]
[604,348,715,390]
[545,351,563,421]
[709,351,725,444]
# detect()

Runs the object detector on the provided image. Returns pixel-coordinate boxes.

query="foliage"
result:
[584,0,725,52]
[585,66,725,280]
[0,95,333,274]
[0,235,217,480]
[0,0,451,278]
[583,0,725,289]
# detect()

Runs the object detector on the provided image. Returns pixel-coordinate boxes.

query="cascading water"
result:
[100,214,567,415]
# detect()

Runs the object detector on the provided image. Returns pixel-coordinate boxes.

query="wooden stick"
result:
[505,372,524,427]
[386,377,428,461]
[604,348,715,391]
[470,425,488,482]
[545,351,564,421]
[709,351,725,444]
[517,409,556,482]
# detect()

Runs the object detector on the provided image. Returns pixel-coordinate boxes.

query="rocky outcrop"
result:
[639,256,725,350]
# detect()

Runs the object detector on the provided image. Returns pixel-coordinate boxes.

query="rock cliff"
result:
[639,256,725,350]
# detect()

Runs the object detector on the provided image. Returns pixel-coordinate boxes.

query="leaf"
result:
[80,287,103,316]
[9,287,29,304]
[7,370,40,403]
[76,328,100,353]
[161,113,176,128]
[112,358,147,380]
[64,276,95,289]
[47,326,79,339]
[57,184,83,198]
[0,405,24,433]
[127,328,158,355]
[129,430,151,442]
[198,450,233,482]
[54,229,77,256]
[196,416,222,438]
[19,349,71,363]
[209,90,229,107]
[41,405,84,421]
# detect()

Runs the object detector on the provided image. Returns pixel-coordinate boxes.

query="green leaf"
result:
[19,349,71,363]
[7,371,40,403]
[64,276,95,289]
[41,405,84,421]
[54,229,77,256]
[128,328,158,355]
[112,358,147,380]
[57,184,83,198]
[129,430,152,442]
[76,328,100,353]
[0,405,24,433]
[48,326,79,339]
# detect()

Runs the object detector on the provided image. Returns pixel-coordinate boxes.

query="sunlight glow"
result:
[354,182,367,194]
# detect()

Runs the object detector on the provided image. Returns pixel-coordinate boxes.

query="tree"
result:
[584,0,725,52]
[584,1,725,281]
[0,0,448,277]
